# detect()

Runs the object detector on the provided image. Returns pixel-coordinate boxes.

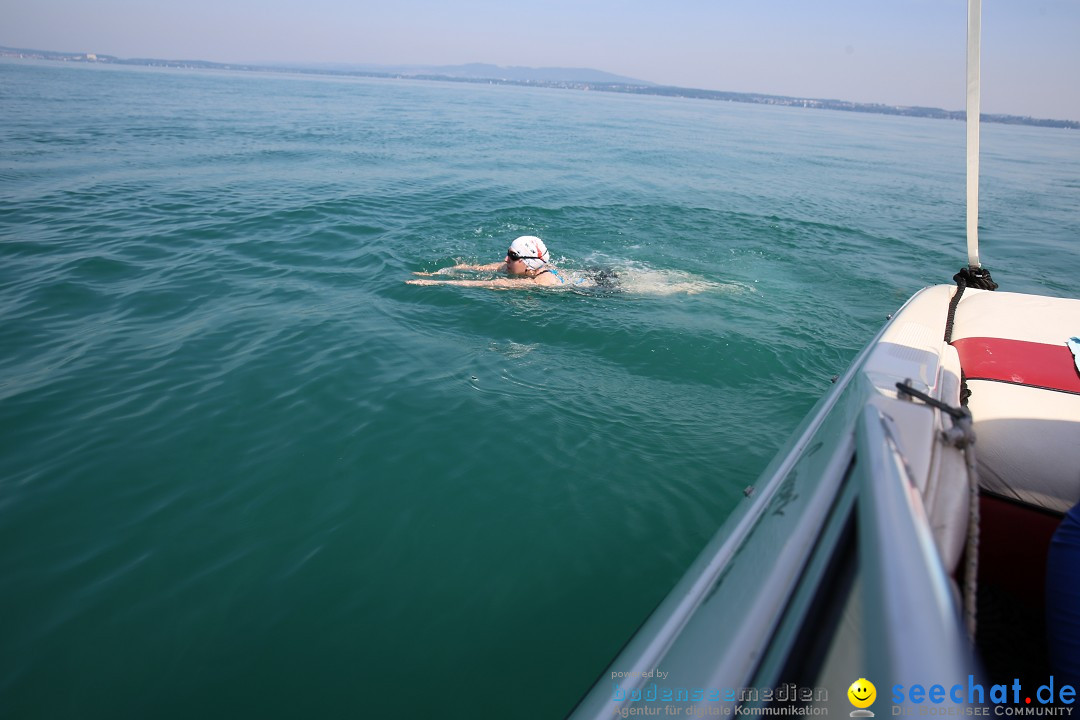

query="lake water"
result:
[1,59,1078,718]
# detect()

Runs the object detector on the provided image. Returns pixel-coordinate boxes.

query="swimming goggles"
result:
[507,250,542,261]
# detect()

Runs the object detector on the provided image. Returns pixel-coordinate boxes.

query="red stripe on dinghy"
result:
[952,337,1080,394]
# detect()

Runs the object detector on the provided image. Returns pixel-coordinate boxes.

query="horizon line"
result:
[2,43,1076,128]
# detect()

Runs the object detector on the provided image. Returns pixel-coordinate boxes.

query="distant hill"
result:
[0,45,650,86]
[2,45,1075,128]
[273,61,652,86]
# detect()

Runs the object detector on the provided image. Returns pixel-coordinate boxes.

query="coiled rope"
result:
[943,266,998,407]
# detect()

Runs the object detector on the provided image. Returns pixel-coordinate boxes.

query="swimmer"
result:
[408,236,573,288]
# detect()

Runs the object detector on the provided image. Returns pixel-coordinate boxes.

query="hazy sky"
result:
[5,0,1079,120]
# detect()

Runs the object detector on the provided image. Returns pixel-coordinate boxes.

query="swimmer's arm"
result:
[406,278,535,289]
[460,262,505,271]
[413,261,505,276]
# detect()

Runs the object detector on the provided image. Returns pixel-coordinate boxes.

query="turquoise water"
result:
[2,59,1078,718]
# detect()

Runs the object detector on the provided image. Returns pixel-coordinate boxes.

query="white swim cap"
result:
[507,236,550,271]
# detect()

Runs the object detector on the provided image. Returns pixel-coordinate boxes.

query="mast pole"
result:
[966,0,982,269]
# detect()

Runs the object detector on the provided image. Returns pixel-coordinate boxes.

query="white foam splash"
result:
[566,257,755,297]
[489,341,538,358]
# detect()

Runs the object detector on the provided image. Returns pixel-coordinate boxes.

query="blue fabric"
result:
[1047,501,1080,686]
[546,268,585,285]
[1068,337,1080,374]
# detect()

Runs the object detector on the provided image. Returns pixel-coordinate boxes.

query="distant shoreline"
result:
[3,45,1076,130]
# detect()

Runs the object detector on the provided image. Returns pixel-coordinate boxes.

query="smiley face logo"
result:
[848,678,877,709]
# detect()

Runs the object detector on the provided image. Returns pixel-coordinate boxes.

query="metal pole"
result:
[966,0,982,269]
